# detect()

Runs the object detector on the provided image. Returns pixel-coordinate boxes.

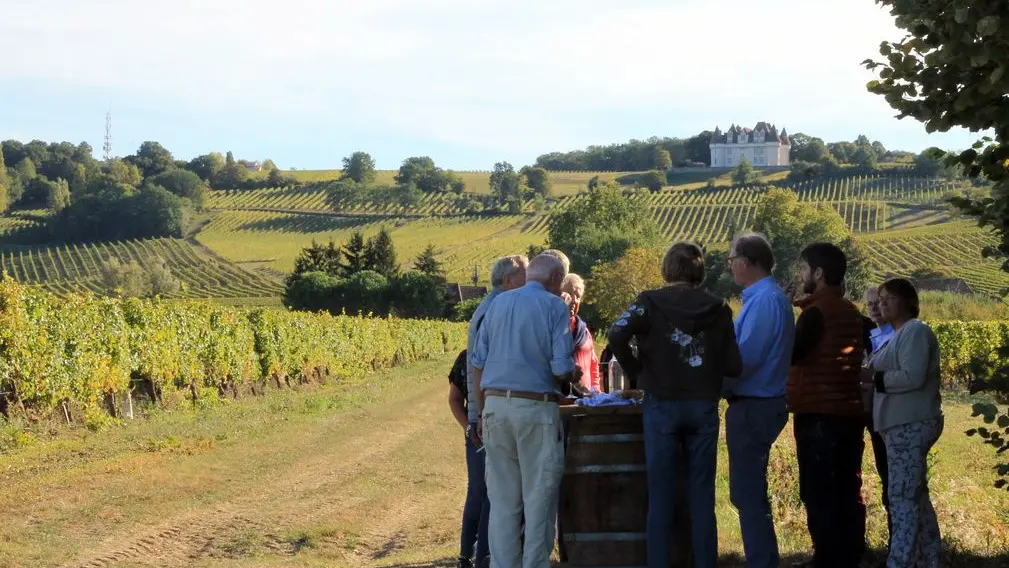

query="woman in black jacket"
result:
[608,242,742,568]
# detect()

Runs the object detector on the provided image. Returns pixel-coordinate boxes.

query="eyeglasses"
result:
[726,255,744,267]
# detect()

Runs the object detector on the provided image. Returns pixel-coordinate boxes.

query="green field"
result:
[0,170,1003,298]
[0,238,283,300]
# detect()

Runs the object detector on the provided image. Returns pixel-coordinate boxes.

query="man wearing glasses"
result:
[722,232,795,568]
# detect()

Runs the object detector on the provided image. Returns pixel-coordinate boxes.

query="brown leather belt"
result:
[485,389,559,403]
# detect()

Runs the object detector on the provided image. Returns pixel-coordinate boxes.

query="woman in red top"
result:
[562,273,601,393]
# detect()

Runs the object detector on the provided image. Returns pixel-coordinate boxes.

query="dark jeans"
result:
[793,413,867,568]
[461,423,490,562]
[643,395,719,568]
[866,415,892,548]
[726,396,788,568]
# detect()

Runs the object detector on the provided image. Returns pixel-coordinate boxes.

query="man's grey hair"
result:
[731,232,775,273]
[561,273,585,299]
[527,254,564,284]
[490,255,528,287]
[540,249,570,274]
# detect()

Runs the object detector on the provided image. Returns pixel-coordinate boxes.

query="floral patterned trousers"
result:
[881,416,943,568]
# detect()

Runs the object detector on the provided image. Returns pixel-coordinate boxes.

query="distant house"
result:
[239,160,263,172]
[444,283,487,305]
[709,122,791,168]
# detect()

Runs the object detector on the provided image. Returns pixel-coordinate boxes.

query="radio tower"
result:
[103,111,113,162]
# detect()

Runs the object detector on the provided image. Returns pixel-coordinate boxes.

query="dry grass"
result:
[0,356,1005,567]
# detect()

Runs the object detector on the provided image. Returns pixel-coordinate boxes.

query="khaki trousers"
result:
[482,395,565,568]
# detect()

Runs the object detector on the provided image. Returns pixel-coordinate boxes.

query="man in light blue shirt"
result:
[724,233,795,568]
[450,255,527,568]
[470,254,577,568]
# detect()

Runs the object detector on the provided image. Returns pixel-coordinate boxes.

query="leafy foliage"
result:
[640,170,665,192]
[413,244,445,280]
[547,182,661,275]
[733,157,759,185]
[341,152,376,185]
[753,188,869,297]
[0,280,463,419]
[587,248,664,325]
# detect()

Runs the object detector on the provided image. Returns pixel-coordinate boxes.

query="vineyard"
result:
[0,238,283,300]
[0,280,466,422]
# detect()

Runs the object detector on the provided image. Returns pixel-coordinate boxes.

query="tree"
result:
[341,152,376,184]
[829,142,857,164]
[871,141,888,160]
[864,0,1009,489]
[127,141,174,178]
[851,145,880,171]
[262,159,278,172]
[389,271,448,319]
[187,153,225,183]
[855,134,871,147]
[787,161,823,183]
[148,169,208,209]
[215,154,250,189]
[342,270,389,315]
[146,256,181,297]
[446,171,466,194]
[24,177,59,207]
[283,271,343,313]
[5,168,24,204]
[104,159,142,187]
[732,157,759,185]
[653,148,673,170]
[413,244,445,280]
[547,182,662,275]
[129,185,186,238]
[914,148,961,179]
[100,258,148,298]
[14,157,36,181]
[290,240,343,283]
[685,131,713,165]
[791,134,831,163]
[46,178,70,212]
[364,227,398,278]
[520,166,552,197]
[641,170,665,192]
[752,188,867,296]
[325,179,365,210]
[394,156,450,193]
[490,162,523,202]
[587,248,664,325]
[342,232,368,275]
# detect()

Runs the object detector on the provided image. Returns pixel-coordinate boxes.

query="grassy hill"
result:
[1,169,1004,300]
[0,237,283,302]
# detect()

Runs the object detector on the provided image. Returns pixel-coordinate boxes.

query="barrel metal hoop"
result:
[568,433,644,444]
[563,531,646,542]
[565,464,647,474]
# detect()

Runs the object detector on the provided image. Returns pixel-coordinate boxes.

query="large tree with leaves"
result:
[864,0,1009,490]
[364,227,399,279]
[413,244,445,280]
[342,152,376,184]
[546,181,661,275]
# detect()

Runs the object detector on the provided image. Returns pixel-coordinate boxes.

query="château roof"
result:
[710,121,790,145]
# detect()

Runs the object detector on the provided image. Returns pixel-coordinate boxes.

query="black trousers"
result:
[866,414,892,549]
[794,413,867,568]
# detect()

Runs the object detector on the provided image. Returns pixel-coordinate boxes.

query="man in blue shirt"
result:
[724,233,795,568]
[470,254,578,568]
[449,255,527,568]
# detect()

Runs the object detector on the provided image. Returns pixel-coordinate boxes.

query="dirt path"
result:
[0,358,466,568]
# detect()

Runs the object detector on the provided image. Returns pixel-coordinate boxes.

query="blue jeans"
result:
[461,423,490,562]
[643,396,720,568]
[725,397,788,568]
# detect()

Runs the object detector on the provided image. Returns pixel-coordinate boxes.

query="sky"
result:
[0,0,982,170]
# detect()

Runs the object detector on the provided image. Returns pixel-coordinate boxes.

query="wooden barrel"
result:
[559,405,691,568]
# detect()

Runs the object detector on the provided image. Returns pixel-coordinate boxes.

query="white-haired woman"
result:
[562,273,600,393]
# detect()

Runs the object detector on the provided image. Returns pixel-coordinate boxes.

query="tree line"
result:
[0,139,292,243]
[323,152,553,214]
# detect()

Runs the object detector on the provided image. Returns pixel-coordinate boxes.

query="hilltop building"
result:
[709,122,791,168]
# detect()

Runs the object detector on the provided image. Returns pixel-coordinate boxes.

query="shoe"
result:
[478,557,490,568]
[457,557,473,568]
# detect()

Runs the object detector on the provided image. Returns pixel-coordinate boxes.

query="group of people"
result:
[446,234,944,568]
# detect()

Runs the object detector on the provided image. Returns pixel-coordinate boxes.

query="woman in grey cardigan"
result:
[867,278,943,568]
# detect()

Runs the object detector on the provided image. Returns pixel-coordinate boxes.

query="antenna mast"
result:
[103,111,113,162]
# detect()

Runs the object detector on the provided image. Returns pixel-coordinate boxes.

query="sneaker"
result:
[456,557,473,568]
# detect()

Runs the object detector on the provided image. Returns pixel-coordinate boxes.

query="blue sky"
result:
[0,0,981,170]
